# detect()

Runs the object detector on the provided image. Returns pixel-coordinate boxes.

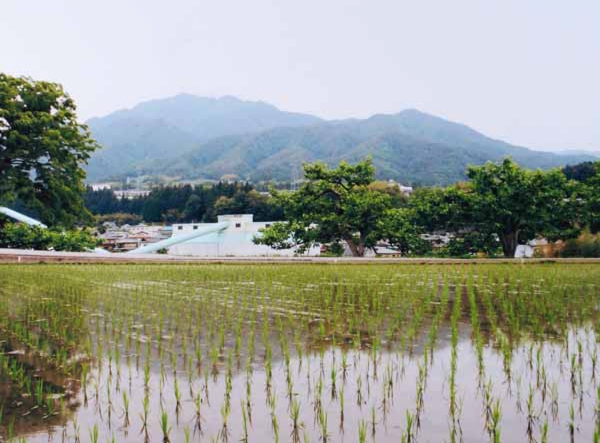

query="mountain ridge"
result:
[85,94,596,185]
[85,94,323,180]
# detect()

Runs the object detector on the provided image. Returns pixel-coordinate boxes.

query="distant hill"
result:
[85,96,596,185]
[85,94,322,180]
[553,149,600,158]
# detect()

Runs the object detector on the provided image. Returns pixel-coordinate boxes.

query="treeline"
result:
[254,158,600,257]
[0,223,97,251]
[84,182,284,223]
[399,159,600,256]
[83,159,600,258]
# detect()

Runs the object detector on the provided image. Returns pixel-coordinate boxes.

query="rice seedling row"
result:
[0,263,598,442]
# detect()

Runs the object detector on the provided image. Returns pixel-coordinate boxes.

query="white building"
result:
[91,182,112,191]
[399,185,414,195]
[514,238,549,258]
[387,180,413,195]
[113,189,151,200]
[168,214,320,257]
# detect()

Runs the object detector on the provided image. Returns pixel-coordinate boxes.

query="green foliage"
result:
[0,223,54,250]
[580,162,600,233]
[562,161,598,183]
[445,231,501,257]
[560,231,600,258]
[84,182,283,223]
[466,158,579,257]
[408,185,473,233]
[253,222,297,250]
[320,241,345,257]
[0,73,98,227]
[405,184,499,257]
[0,222,97,251]
[402,159,595,258]
[84,156,600,258]
[368,181,409,207]
[378,208,430,256]
[255,159,392,256]
[255,157,593,258]
[84,188,145,219]
[96,213,143,227]
[51,229,98,252]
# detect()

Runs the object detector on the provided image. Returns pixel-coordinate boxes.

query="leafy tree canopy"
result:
[581,162,600,233]
[0,73,98,228]
[466,158,580,257]
[0,222,97,252]
[378,208,431,256]
[408,184,473,233]
[562,161,599,183]
[84,181,282,224]
[254,159,393,256]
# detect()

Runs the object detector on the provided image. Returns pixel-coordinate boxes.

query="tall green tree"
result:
[408,185,473,233]
[378,208,430,256]
[254,159,392,256]
[563,161,598,183]
[0,222,97,251]
[582,162,600,233]
[0,73,98,227]
[466,158,579,257]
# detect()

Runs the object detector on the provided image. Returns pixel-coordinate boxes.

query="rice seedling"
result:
[139,393,150,432]
[173,377,181,412]
[290,397,302,443]
[89,424,99,443]
[540,419,548,443]
[160,410,171,443]
[403,410,415,443]
[318,407,328,442]
[121,391,130,428]
[490,399,502,443]
[220,400,231,442]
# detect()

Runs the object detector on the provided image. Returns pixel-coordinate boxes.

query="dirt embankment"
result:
[1,248,600,265]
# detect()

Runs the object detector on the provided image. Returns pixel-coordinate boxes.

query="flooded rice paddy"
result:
[0,263,599,442]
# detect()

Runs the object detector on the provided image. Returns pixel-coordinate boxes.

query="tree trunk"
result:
[500,231,519,258]
[345,238,364,257]
[357,239,365,257]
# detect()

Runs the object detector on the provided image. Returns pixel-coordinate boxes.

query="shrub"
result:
[559,231,600,258]
[0,223,98,252]
[321,242,345,257]
[97,213,143,226]
[446,232,501,257]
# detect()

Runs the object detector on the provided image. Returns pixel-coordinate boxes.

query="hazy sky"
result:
[2,0,599,151]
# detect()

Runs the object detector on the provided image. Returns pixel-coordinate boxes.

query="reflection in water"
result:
[0,285,87,442]
[0,264,599,442]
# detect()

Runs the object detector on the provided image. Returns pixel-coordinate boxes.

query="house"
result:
[113,189,151,200]
[98,223,170,252]
[102,221,118,230]
[387,180,413,196]
[90,182,112,191]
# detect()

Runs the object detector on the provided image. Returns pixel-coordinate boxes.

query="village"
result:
[94,214,556,258]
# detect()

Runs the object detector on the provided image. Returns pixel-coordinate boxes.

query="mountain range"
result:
[85,94,598,186]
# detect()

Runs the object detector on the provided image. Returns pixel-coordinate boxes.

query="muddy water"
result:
[1,264,599,443]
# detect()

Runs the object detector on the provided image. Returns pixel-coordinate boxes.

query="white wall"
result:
[168,214,319,257]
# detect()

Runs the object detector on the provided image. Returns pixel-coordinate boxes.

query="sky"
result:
[2,0,599,151]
